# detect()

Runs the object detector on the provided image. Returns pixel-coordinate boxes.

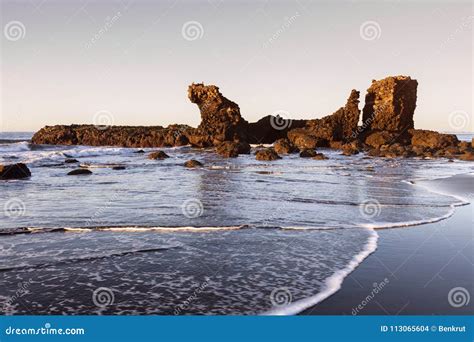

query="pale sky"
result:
[1,0,472,132]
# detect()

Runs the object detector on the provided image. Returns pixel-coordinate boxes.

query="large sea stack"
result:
[362,76,418,132]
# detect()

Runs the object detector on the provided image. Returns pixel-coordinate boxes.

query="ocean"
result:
[0,132,473,315]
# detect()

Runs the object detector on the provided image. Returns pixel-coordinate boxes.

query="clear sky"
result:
[1,0,472,132]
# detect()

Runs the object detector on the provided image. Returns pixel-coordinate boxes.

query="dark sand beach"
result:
[304,173,474,315]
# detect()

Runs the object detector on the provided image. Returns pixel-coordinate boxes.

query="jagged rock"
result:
[148,151,170,160]
[299,149,318,158]
[184,159,203,168]
[256,148,281,161]
[32,124,192,147]
[216,141,251,158]
[287,89,360,145]
[247,116,306,144]
[273,138,297,154]
[67,169,92,175]
[65,158,79,163]
[187,83,249,146]
[0,163,31,180]
[362,76,418,131]
[410,129,459,149]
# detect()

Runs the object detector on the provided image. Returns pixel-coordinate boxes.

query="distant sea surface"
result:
[0,131,473,315]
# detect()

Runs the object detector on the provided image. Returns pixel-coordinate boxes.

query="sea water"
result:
[0,132,472,314]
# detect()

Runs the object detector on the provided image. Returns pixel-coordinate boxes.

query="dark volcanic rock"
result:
[216,141,251,158]
[299,149,318,158]
[187,83,249,146]
[134,150,145,153]
[247,115,306,144]
[312,153,328,160]
[184,159,203,168]
[0,163,31,180]
[148,151,170,160]
[273,138,297,154]
[362,76,418,132]
[67,169,92,175]
[410,129,459,149]
[65,158,79,163]
[255,148,281,161]
[287,89,361,147]
[112,166,126,170]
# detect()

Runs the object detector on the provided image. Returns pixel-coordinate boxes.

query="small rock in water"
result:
[274,138,297,154]
[256,148,281,161]
[65,158,79,163]
[0,163,31,180]
[216,141,251,158]
[299,149,318,158]
[184,159,203,168]
[312,153,328,160]
[134,149,145,154]
[67,169,92,176]
[148,151,170,160]
[112,166,126,170]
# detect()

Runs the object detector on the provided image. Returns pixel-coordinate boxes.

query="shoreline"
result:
[301,173,474,315]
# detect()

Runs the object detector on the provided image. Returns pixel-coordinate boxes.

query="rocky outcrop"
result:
[362,76,417,132]
[409,129,459,149]
[216,141,251,158]
[286,89,361,148]
[29,77,472,162]
[247,116,306,144]
[0,163,31,180]
[256,148,281,161]
[32,124,192,147]
[187,83,249,146]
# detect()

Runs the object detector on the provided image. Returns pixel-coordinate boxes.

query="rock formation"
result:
[216,141,251,158]
[29,77,472,162]
[148,151,170,160]
[287,89,361,148]
[184,159,203,168]
[67,169,92,175]
[32,124,192,147]
[362,76,418,132]
[255,148,281,161]
[0,163,31,180]
[187,83,249,147]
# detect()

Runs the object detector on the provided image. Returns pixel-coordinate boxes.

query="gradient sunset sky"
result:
[1,0,472,132]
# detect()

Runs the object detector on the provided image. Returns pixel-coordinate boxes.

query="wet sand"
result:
[303,173,474,315]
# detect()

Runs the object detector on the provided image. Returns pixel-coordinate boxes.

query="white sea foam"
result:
[263,228,378,315]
